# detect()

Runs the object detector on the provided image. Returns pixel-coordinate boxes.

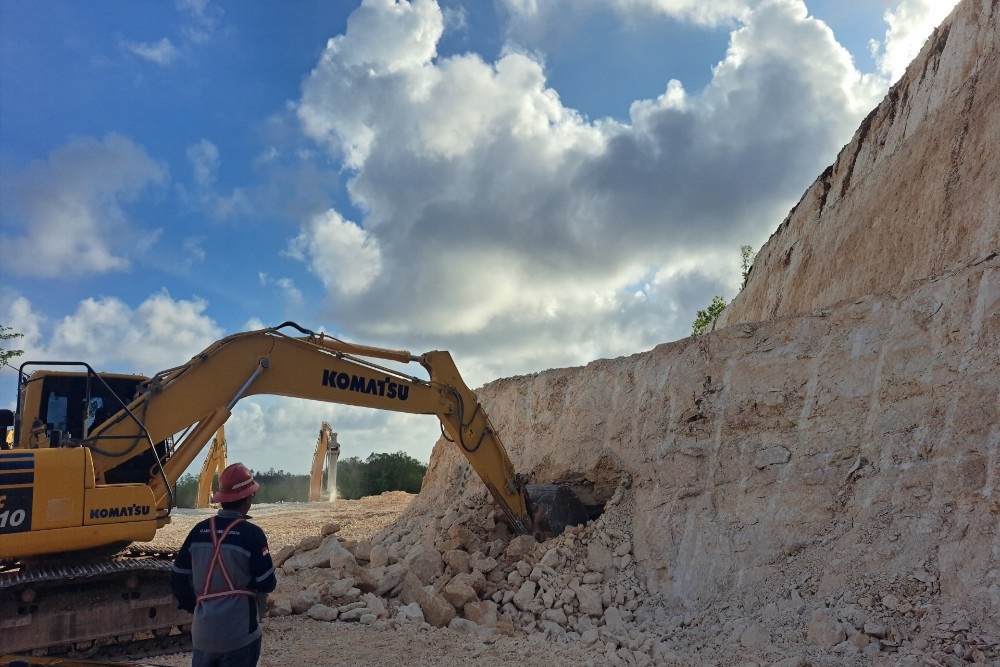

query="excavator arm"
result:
[195,427,227,508]
[308,422,337,502]
[1,322,547,565]
[79,322,530,531]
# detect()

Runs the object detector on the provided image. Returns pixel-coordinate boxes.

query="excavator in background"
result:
[0,322,589,658]
[308,421,339,502]
[195,427,227,509]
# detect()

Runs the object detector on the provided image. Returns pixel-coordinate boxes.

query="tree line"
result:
[172,451,427,507]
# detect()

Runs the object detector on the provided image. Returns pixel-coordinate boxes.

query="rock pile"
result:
[270,479,678,666]
[268,480,998,666]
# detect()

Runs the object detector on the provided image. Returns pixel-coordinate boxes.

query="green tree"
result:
[690,245,757,336]
[691,295,727,336]
[173,473,199,508]
[0,325,25,369]
[253,468,309,503]
[335,456,367,499]
[363,452,427,495]
[740,244,757,289]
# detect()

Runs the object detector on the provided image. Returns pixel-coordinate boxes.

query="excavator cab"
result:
[10,366,169,485]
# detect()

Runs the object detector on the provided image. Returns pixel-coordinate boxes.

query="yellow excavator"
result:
[195,427,228,509]
[0,322,588,658]
[308,421,338,502]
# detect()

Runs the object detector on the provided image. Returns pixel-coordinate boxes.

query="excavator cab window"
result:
[29,373,140,444]
[0,408,13,450]
[45,391,69,435]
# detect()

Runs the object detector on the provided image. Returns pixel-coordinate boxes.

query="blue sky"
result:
[0,0,959,475]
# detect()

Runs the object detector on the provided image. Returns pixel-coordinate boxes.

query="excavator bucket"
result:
[525,483,591,537]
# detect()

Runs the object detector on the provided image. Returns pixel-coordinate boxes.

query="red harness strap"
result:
[196,516,256,605]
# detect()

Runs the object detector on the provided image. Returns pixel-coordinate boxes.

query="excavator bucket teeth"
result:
[525,483,590,538]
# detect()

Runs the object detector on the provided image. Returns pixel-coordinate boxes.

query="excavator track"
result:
[0,548,191,660]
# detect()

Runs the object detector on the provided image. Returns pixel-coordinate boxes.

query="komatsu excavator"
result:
[308,421,339,502]
[0,322,587,658]
[195,427,227,509]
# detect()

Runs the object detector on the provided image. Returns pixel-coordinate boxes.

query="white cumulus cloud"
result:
[285,210,383,297]
[871,0,961,83]
[124,37,181,65]
[187,139,220,189]
[2,291,222,374]
[501,0,755,34]
[291,0,886,367]
[1,134,168,278]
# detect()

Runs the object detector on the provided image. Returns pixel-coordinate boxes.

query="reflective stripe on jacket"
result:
[171,510,276,653]
[196,516,256,604]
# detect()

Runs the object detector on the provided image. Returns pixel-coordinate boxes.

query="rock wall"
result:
[414,258,997,610]
[717,0,998,327]
[406,0,999,656]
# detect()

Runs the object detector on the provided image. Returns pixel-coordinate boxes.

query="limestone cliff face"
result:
[718,0,998,327]
[414,0,999,643]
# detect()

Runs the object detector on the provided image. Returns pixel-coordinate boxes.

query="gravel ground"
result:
[148,491,415,551]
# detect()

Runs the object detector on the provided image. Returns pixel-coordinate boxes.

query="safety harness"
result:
[196,516,256,605]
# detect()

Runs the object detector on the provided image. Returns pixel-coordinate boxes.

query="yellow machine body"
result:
[0,447,157,559]
[308,421,339,502]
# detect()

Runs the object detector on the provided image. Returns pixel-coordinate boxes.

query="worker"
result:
[171,462,276,667]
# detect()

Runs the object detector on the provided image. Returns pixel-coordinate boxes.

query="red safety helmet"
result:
[212,463,260,503]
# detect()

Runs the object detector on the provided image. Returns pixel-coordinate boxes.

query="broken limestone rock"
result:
[271,544,296,567]
[320,522,342,537]
[399,572,457,628]
[441,580,478,610]
[575,586,603,617]
[807,608,847,648]
[403,544,445,585]
[290,586,322,615]
[504,534,538,560]
[395,602,424,624]
[305,604,339,622]
[511,580,538,611]
[368,543,389,568]
[283,534,355,571]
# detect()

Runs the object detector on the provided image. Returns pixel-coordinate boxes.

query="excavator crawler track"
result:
[0,549,191,658]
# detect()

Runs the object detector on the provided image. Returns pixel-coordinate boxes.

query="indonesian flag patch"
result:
[261,546,269,556]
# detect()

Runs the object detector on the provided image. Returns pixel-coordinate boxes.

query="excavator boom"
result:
[2,322,535,561]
